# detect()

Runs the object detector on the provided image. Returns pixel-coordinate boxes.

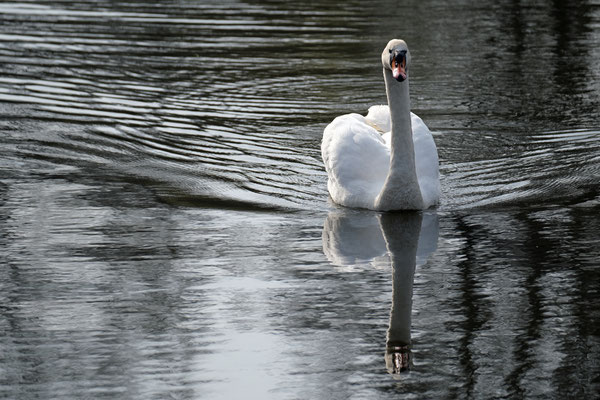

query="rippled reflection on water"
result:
[1,1,600,399]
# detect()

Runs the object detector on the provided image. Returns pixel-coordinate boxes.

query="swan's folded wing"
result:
[411,113,440,208]
[322,114,389,208]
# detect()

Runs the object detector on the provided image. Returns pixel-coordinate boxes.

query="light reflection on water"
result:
[1,0,600,399]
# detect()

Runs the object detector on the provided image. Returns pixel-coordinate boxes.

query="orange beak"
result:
[392,57,407,81]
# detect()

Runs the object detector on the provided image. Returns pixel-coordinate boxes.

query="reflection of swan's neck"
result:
[376,70,423,211]
[388,253,415,346]
[380,213,421,375]
[385,250,416,375]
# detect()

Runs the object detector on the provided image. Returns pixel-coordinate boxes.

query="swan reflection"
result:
[322,209,439,377]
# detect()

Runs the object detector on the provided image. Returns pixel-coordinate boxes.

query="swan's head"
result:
[382,39,411,82]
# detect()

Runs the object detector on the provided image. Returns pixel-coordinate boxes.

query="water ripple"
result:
[1,1,599,212]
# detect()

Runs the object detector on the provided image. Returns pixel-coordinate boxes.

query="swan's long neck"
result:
[375,69,424,210]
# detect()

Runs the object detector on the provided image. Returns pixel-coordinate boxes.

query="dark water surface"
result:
[1,1,600,399]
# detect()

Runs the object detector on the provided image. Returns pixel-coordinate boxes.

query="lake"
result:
[1,0,599,399]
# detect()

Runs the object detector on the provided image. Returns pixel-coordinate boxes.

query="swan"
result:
[321,39,440,210]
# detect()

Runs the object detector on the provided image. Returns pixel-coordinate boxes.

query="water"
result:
[1,0,599,398]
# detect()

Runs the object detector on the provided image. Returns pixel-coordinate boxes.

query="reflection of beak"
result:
[385,344,411,376]
[390,49,407,82]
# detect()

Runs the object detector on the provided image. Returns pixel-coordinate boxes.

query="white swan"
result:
[321,39,440,210]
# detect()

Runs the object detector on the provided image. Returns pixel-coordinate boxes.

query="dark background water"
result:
[1,1,599,399]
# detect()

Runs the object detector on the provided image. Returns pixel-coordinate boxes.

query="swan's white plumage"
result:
[322,105,440,210]
[321,112,389,209]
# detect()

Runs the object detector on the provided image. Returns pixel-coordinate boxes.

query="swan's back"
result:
[322,106,440,209]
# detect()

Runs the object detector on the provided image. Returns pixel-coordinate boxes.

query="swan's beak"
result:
[390,50,407,82]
